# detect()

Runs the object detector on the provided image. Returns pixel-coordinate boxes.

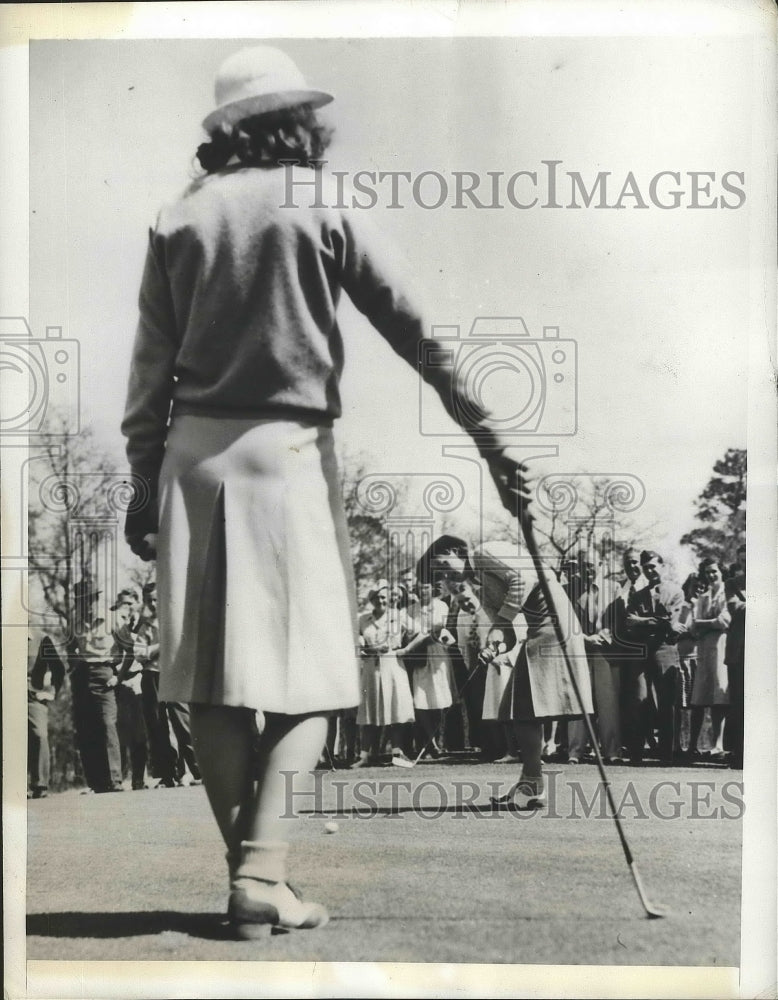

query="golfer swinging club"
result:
[121,45,529,939]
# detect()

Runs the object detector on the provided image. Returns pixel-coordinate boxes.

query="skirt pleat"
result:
[157,416,359,715]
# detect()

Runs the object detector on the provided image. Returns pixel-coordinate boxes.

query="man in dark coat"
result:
[624,550,685,762]
[28,628,67,797]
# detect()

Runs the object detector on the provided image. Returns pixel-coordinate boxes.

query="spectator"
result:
[449,541,525,763]
[624,550,685,763]
[135,581,175,786]
[353,581,415,766]
[416,535,484,755]
[28,627,67,798]
[724,546,745,769]
[112,590,149,790]
[676,574,706,757]
[68,592,124,793]
[400,566,421,613]
[404,579,458,759]
[565,554,623,764]
[134,581,201,786]
[602,547,647,761]
[689,557,731,758]
[560,555,596,763]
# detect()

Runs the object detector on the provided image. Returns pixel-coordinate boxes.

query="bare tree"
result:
[531,473,656,579]
[27,410,126,627]
[338,447,401,602]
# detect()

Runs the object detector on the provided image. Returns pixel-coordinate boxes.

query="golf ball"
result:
[324,821,339,834]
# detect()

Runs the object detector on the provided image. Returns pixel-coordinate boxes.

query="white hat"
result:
[203,46,333,132]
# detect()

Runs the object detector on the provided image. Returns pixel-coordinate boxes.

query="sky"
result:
[25,34,753,577]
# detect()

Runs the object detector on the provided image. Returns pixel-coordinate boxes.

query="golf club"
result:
[512,474,666,919]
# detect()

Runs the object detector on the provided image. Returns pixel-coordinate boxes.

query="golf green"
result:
[26,761,742,967]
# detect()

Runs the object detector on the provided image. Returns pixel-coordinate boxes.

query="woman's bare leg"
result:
[190,704,256,853]
[191,706,327,850]
[246,712,328,843]
[710,706,727,753]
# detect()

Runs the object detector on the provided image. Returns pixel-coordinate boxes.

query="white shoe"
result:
[229,879,329,939]
[490,781,547,810]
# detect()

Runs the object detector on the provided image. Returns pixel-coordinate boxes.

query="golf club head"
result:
[391,756,415,769]
[645,905,667,919]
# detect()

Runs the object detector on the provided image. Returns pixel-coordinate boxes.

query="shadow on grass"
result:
[27,911,231,940]
[300,804,543,816]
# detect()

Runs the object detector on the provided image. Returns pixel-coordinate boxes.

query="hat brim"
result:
[202,89,333,133]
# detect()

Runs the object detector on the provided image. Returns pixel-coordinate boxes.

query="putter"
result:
[511,474,666,919]
[392,709,449,769]
[391,746,425,769]
[322,742,337,773]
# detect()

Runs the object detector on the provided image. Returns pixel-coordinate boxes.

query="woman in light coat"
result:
[689,558,731,756]
[353,582,415,765]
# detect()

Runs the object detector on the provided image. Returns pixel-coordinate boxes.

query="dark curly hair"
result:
[196,104,333,173]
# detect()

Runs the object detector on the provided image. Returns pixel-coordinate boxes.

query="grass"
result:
[26,760,741,967]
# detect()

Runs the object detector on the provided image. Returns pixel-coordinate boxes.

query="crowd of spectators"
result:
[27,540,746,797]
[27,579,200,797]
[321,539,746,771]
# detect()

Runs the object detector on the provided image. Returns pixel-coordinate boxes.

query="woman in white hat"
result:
[352,581,415,767]
[122,45,528,938]
[404,579,457,759]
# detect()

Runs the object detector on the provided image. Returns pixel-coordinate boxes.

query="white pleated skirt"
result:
[156,415,360,715]
[481,660,512,721]
[411,647,456,711]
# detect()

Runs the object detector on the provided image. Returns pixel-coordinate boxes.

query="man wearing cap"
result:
[623,550,685,762]
[67,580,124,792]
[112,590,148,790]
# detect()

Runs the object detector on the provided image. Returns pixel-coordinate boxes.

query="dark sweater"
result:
[122,164,509,489]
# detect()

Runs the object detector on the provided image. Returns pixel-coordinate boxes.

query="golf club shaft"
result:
[516,498,662,918]
[401,651,484,767]
[322,740,337,772]
[416,641,488,762]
